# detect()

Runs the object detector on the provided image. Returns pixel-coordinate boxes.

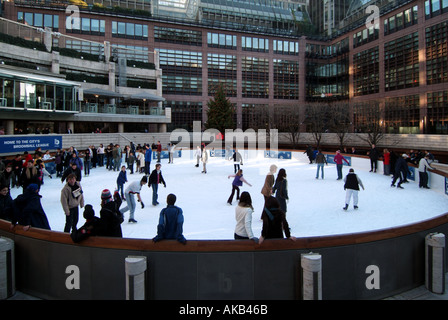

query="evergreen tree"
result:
[205,84,235,133]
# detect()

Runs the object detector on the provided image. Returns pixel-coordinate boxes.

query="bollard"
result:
[125,256,147,300]
[425,233,445,294]
[301,252,322,300]
[0,237,15,300]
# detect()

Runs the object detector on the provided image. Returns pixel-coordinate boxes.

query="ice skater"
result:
[272,168,288,214]
[120,176,147,223]
[230,149,243,173]
[260,164,277,219]
[148,163,166,206]
[343,168,364,210]
[227,169,252,205]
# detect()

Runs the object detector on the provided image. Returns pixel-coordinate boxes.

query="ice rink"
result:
[10,150,448,240]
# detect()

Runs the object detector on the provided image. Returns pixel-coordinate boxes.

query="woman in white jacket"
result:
[234,191,258,242]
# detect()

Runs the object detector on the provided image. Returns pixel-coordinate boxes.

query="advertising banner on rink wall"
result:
[0,135,62,153]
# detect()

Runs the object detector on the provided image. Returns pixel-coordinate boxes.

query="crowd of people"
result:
[0,142,439,246]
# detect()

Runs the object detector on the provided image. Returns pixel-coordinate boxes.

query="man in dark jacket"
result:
[153,194,186,244]
[12,183,50,230]
[343,168,365,210]
[368,144,380,172]
[148,163,166,206]
[391,154,410,189]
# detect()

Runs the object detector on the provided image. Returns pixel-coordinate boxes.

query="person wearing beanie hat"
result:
[99,188,124,237]
[391,153,411,189]
[61,173,84,233]
[343,168,364,211]
[11,181,50,231]
[101,189,112,203]
[70,204,101,242]
[120,176,147,223]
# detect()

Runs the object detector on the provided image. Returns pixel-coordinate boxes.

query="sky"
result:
[10,150,448,240]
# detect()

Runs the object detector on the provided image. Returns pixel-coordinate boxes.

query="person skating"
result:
[391,154,410,189]
[120,176,147,223]
[418,154,434,189]
[227,169,252,205]
[343,168,364,210]
[149,163,166,206]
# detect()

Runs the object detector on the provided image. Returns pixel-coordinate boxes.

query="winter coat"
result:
[418,158,433,173]
[117,170,127,185]
[344,173,364,191]
[149,169,166,187]
[261,206,291,239]
[234,205,255,239]
[261,174,274,197]
[61,181,85,215]
[153,205,186,244]
[98,200,123,237]
[0,192,14,221]
[13,189,50,230]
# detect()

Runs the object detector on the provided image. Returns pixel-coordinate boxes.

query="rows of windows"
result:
[425,0,448,18]
[426,21,448,85]
[384,5,418,36]
[384,32,419,91]
[273,40,299,55]
[154,26,202,46]
[242,36,269,53]
[17,12,59,31]
[66,17,105,35]
[353,47,379,96]
[385,95,420,134]
[112,21,148,39]
[427,91,448,134]
[207,32,237,49]
[353,25,379,49]
[273,59,299,99]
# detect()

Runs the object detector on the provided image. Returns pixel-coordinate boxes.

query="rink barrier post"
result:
[0,237,15,300]
[301,252,322,300]
[125,256,147,300]
[425,232,446,294]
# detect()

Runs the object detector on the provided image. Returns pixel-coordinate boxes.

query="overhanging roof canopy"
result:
[83,88,125,98]
[126,92,165,102]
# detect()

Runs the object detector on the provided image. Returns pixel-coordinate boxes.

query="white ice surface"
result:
[10,151,448,240]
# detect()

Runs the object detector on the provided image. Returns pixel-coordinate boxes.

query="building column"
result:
[5,120,14,135]
[118,123,124,133]
[158,123,167,133]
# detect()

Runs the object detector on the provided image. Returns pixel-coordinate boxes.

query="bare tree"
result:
[327,100,352,150]
[272,104,301,149]
[353,100,384,146]
[304,102,329,148]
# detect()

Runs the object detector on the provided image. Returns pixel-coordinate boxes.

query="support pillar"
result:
[125,256,147,300]
[425,233,445,294]
[301,252,322,300]
[0,237,15,300]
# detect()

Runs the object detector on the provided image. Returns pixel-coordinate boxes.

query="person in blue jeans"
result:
[120,176,147,223]
[116,165,127,200]
[315,149,328,179]
[334,150,349,180]
[149,163,166,206]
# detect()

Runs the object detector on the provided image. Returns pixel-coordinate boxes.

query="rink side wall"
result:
[0,151,448,300]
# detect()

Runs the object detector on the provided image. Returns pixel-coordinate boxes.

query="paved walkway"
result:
[7,277,448,300]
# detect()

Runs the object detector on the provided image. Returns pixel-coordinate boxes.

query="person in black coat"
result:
[19,160,41,192]
[70,204,102,242]
[391,154,411,189]
[368,144,380,172]
[0,184,14,221]
[12,183,50,230]
[259,196,296,245]
[98,189,123,237]
[61,163,82,182]
[148,163,166,206]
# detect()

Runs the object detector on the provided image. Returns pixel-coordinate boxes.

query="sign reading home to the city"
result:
[0,135,62,153]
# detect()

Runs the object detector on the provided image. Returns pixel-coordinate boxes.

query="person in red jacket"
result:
[334,150,349,180]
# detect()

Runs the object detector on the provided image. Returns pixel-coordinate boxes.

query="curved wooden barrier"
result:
[1,150,447,300]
